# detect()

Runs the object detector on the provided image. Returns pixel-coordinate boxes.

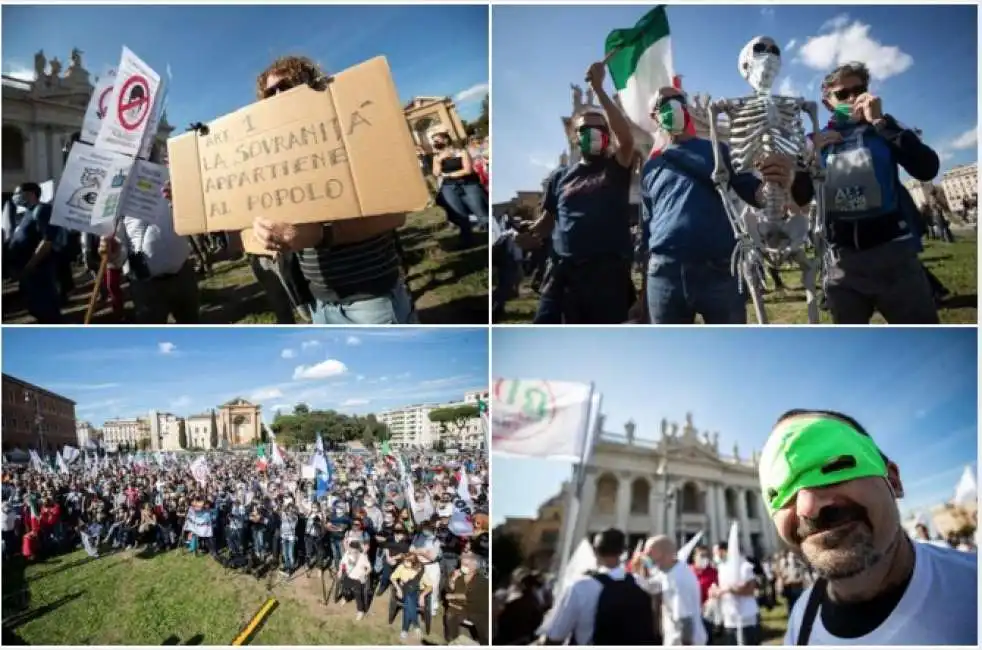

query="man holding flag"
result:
[523,54,637,324]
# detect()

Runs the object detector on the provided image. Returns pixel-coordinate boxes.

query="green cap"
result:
[758,415,888,516]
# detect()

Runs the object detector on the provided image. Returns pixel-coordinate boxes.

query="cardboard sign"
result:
[95,46,162,157]
[166,56,429,235]
[90,158,171,228]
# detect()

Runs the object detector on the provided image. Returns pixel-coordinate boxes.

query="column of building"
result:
[756,490,778,554]
[714,484,729,545]
[665,479,677,543]
[705,482,719,546]
[46,126,61,179]
[648,482,662,536]
[736,487,752,555]
[615,471,632,532]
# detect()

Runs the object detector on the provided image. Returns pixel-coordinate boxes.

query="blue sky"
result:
[492,4,978,203]
[492,328,978,524]
[1,4,489,132]
[2,327,488,426]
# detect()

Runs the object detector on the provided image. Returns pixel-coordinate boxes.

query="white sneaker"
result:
[355,612,365,621]
[399,631,408,641]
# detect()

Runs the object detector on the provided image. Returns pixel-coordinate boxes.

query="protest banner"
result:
[81,66,117,144]
[50,142,131,236]
[95,46,162,157]
[166,56,429,235]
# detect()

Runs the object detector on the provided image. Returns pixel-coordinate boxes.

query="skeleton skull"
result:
[739,36,782,93]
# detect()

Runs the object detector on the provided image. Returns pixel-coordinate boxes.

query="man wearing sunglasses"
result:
[250,55,417,325]
[525,61,637,324]
[639,82,811,325]
[808,62,940,324]
[758,409,976,645]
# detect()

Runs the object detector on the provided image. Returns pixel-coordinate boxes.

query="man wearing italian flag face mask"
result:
[637,86,812,325]
[759,409,976,645]
[519,62,637,324]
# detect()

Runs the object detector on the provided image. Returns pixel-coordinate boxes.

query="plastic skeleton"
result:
[705,36,828,324]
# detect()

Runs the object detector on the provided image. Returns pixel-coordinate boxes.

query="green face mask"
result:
[758,415,888,516]
[833,103,855,125]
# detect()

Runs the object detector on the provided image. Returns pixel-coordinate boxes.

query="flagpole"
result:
[554,385,601,589]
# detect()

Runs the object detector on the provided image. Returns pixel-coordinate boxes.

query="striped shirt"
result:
[298,232,400,303]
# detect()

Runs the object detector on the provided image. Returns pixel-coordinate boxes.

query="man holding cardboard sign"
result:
[167,55,430,325]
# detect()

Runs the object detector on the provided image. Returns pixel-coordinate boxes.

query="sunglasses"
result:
[752,42,781,56]
[263,79,296,99]
[831,85,868,102]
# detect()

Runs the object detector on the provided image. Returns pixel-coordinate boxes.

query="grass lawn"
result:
[497,231,977,324]
[2,207,488,325]
[760,601,790,645]
[2,548,443,645]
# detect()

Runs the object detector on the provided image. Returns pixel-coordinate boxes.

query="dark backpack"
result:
[590,573,657,645]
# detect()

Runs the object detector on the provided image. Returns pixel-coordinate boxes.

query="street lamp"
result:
[24,390,44,454]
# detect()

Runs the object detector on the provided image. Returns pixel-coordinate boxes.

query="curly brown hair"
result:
[255,55,327,100]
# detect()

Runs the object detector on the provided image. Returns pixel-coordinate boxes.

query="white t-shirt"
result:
[717,558,759,628]
[655,562,709,646]
[784,541,977,645]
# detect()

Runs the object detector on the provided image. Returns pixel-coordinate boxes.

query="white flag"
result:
[492,378,593,460]
[954,465,977,506]
[56,451,70,475]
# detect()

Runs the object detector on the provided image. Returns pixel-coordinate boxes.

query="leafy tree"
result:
[294,403,310,415]
[259,423,269,444]
[428,404,479,444]
[138,438,151,451]
[361,424,376,450]
[209,410,218,449]
[466,94,490,139]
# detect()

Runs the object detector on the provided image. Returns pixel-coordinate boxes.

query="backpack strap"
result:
[797,578,826,646]
[592,572,613,587]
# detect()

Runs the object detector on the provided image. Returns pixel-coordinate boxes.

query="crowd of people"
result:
[2,445,491,644]
[2,55,490,327]
[493,408,978,646]
[492,55,972,325]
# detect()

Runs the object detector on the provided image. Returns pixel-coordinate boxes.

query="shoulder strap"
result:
[592,572,613,587]
[797,578,826,646]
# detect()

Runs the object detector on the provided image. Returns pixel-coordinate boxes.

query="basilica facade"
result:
[567,412,781,560]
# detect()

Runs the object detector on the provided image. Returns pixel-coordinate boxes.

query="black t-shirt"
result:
[386,538,411,560]
[471,532,490,558]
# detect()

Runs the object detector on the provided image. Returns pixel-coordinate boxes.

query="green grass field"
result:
[2,207,489,325]
[2,548,442,645]
[497,231,977,324]
[761,601,790,645]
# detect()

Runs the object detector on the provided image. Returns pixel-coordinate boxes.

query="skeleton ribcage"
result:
[726,95,807,219]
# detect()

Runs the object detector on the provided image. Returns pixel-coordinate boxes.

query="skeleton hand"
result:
[854,93,883,124]
[756,153,795,188]
[585,62,606,92]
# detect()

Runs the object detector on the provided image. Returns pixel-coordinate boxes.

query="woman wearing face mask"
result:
[430,129,489,247]
[443,553,489,644]
[339,540,373,621]
[391,551,434,641]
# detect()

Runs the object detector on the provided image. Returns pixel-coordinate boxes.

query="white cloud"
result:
[356,375,365,382]
[938,150,954,162]
[171,395,192,409]
[49,382,120,391]
[270,403,293,414]
[949,127,977,150]
[778,77,800,98]
[281,348,297,359]
[379,376,389,382]
[293,359,348,380]
[346,336,361,346]
[158,342,177,355]
[301,340,321,350]
[2,61,34,82]
[821,14,851,32]
[251,387,284,401]
[760,7,775,18]
[341,398,370,407]
[455,82,489,103]
[797,18,913,81]
[786,39,798,53]
[529,155,556,170]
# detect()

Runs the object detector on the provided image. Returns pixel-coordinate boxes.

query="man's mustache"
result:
[796,503,871,542]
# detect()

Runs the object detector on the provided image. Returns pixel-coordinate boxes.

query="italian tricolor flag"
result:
[604,6,693,157]
[478,398,490,449]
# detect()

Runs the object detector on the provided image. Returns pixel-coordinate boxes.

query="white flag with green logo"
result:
[492,379,592,460]
[605,6,681,151]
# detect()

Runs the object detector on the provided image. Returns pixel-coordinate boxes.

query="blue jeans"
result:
[439,182,488,237]
[329,537,343,569]
[19,262,62,324]
[308,277,418,325]
[282,538,296,571]
[646,255,746,324]
[402,591,421,632]
[534,256,634,324]
[252,528,266,557]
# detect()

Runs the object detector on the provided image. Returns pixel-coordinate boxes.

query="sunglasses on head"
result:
[753,42,781,56]
[263,79,296,99]
[831,85,867,102]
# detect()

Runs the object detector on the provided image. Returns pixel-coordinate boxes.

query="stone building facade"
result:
[568,412,780,561]
[217,398,261,446]
[404,96,468,151]
[1,373,77,452]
